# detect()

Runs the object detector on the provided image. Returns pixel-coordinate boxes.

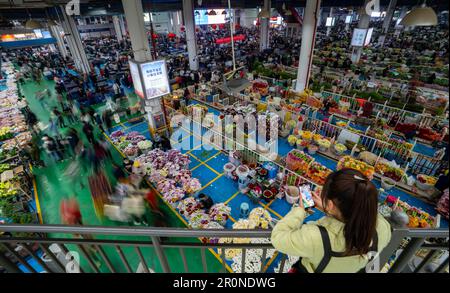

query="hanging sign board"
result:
[364,28,374,46]
[351,28,367,47]
[129,60,144,98]
[129,59,171,100]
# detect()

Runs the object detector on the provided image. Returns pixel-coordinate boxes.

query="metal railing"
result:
[320,90,446,128]
[0,224,448,273]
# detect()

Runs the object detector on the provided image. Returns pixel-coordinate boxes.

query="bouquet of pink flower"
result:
[177,197,201,219]
[164,188,185,207]
[156,179,176,196]
[183,178,202,194]
[174,170,192,184]
[123,145,139,158]
[111,130,125,139]
[209,203,231,226]
[164,161,182,178]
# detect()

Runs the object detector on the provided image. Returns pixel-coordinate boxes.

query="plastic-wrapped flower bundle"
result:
[217,238,237,260]
[209,203,231,226]
[249,208,272,229]
[183,178,202,195]
[164,161,183,178]
[174,169,192,184]
[177,197,201,219]
[189,210,211,229]
[137,140,153,151]
[201,221,224,244]
[164,188,185,207]
[126,131,145,143]
[111,130,125,139]
[148,169,164,184]
[167,149,190,169]
[156,179,176,196]
[123,145,139,158]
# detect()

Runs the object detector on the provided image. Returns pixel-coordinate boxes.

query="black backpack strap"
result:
[370,232,379,252]
[315,226,333,273]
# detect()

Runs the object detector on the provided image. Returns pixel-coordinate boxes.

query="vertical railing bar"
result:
[58,243,85,273]
[389,238,425,273]
[0,249,21,273]
[200,248,208,273]
[134,247,150,273]
[39,244,66,273]
[77,244,100,273]
[278,254,288,273]
[241,248,247,273]
[114,246,132,273]
[413,250,438,273]
[21,243,53,273]
[260,248,267,273]
[94,245,116,273]
[179,247,189,273]
[220,247,227,273]
[151,236,171,273]
[435,256,449,273]
[1,243,37,273]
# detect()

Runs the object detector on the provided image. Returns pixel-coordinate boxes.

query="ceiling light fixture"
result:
[400,3,438,26]
[208,10,217,16]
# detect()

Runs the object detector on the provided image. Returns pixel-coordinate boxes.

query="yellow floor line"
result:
[29,164,43,224]
[224,191,241,205]
[263,252,279,273]
[202,164,222,176]
[202,151,222,164]
[190,163,203,171]
[228,215,237,223]
[186,143,204,155]
[197,173,224,193]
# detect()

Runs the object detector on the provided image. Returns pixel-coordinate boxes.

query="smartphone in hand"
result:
[300,185,315,208]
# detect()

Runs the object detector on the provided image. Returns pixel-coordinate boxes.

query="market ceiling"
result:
[0,0,448,19]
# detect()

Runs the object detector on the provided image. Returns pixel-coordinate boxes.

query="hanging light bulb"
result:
[400,3,438,26]
[48,19,58,26]
[208,10,217,16]
[258,9,270,18]
[25,19,43,29]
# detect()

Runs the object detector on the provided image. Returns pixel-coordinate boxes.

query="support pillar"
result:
[295,0,321,93]
[171,11,183,36]
[259,0,270,52]
[182,0,199,71]
[119,15,127,38]
[122,0,170,138]
[326,7,333,36]
[60,6,91,73]
[350,0,371,63]
[378,0,397,46]
[112,15,123,42]
[122,0,152,62]
[49,24,68,58]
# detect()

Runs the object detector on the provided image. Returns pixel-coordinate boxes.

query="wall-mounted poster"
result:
[140,60,171,100]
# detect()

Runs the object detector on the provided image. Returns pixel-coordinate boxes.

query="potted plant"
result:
[288,135,298,147]
[308,145,319,155]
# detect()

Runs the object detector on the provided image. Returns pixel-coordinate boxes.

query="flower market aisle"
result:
[21,80,223,273]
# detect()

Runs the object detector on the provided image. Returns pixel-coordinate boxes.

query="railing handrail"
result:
[1,224,448,238]
[321,90,447,122]
[0,224,271,238]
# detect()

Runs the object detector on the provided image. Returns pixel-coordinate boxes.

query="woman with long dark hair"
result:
[271,169,392,273]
